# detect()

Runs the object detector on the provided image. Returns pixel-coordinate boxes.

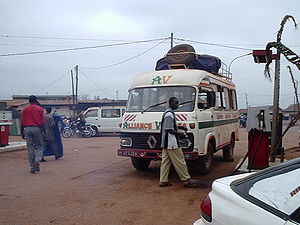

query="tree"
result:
[264,15,299,161]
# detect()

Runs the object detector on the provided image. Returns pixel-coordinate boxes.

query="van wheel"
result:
[190,142,213,175]
[91,126,98,136]
[131,158,151,171]
[166,44,196,66]
[223,135,235,159]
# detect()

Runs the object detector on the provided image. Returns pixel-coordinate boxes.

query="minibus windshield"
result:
[127,86,196,112]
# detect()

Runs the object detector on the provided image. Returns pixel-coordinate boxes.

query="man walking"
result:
[21,95,45,174]
[41,106,61,161]
[159,97,201,188]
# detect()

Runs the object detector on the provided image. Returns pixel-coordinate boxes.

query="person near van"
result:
[159,97,203,188]
[21,95,45,174]
[76,111,86,132]
[40,106,61,162]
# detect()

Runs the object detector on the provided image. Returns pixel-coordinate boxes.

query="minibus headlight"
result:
[189,123,196,129]
[179,138,191,148]
[120,138,132,147]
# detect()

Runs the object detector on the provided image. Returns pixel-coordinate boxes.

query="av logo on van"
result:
[151,75,172,85]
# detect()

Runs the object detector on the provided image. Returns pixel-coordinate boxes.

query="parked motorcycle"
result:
[62,119,92,138]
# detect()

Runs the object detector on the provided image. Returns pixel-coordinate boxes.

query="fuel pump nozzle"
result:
[257,110,265,131]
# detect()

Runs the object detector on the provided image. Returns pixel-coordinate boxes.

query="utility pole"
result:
[75,65,79,113]
[294,97,296,117]
[296,80,299,111]
[170,33,174,49]
[116,90,119,100]
[71,70,76,116]
[270,53,280,162]
[245,93,249,109]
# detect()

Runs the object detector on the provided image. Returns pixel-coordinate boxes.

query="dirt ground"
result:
[0,127,299,225]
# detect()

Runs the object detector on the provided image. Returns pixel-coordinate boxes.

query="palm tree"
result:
[265,15,299,161]
[265,15,299,77]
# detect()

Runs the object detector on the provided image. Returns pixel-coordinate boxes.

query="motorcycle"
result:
[62,119,92,138]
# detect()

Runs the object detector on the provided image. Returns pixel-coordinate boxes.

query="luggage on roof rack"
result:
[155,54,222,74]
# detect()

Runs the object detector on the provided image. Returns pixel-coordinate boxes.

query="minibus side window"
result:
[198,91,208,109]
[229,89,238,110]
[208,91,216,108]
[223,87,229,110]
[198,89,215,109]
[233,90,238,109]
[212,84,223,110]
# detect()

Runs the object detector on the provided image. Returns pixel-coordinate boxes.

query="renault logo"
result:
[147,135,157,149]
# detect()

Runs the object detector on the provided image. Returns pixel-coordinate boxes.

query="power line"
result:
[0,35,130,42]
[33,70,70,94]
[3,35,300,47]
[82,38,169,69]
[79,82,131,95]
[0,37,169,57]
[237,93,294,97]
[78,69,115,98]
[3,35,299,48]
[0,43,79,48]
[174,38,252,51]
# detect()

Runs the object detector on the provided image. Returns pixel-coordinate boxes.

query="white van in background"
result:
[84,106,126,135]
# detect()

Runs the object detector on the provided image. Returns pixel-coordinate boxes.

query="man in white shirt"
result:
[159,97,202,188]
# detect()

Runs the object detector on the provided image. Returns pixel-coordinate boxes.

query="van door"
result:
[84,108,99,127]
[212,84,223,147]
[196,88,214,153]
[212,85,231,147]
[99,108,122,132]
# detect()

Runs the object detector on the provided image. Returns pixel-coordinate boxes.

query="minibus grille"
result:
[120,132,194,152]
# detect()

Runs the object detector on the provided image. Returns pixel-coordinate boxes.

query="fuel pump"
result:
[0,111,12,147]
[246,107,271,170]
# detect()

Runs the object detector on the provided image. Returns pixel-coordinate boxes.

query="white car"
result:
[194,157,300,225]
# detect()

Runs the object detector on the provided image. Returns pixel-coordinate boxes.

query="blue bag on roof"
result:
[155,54,221,74]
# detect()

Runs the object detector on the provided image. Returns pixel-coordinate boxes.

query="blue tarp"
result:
[155,54,221,74]
[43,114,63,157]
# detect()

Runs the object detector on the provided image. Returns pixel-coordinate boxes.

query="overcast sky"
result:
[0,0,299,109]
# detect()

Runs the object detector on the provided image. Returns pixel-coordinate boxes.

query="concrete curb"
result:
[0,142,27,153]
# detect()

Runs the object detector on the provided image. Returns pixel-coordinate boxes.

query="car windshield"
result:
[249,168,300,215]
[127,86,196,112]
[231,158,300,220]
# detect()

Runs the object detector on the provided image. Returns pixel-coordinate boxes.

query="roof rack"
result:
[218,62,232,81]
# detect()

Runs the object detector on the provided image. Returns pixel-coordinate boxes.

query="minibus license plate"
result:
[122,150,138,157]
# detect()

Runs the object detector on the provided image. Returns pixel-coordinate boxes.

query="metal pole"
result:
[245,93,249,109]
[71,70,76,116]
[296,80,300,111]
[270,54,280,162]
[75,65,79,113]
[228,53,252,72]
[294,97,296,117]
[170,33,174,49]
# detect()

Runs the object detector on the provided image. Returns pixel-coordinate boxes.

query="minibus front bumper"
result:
[118,148,199,160]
